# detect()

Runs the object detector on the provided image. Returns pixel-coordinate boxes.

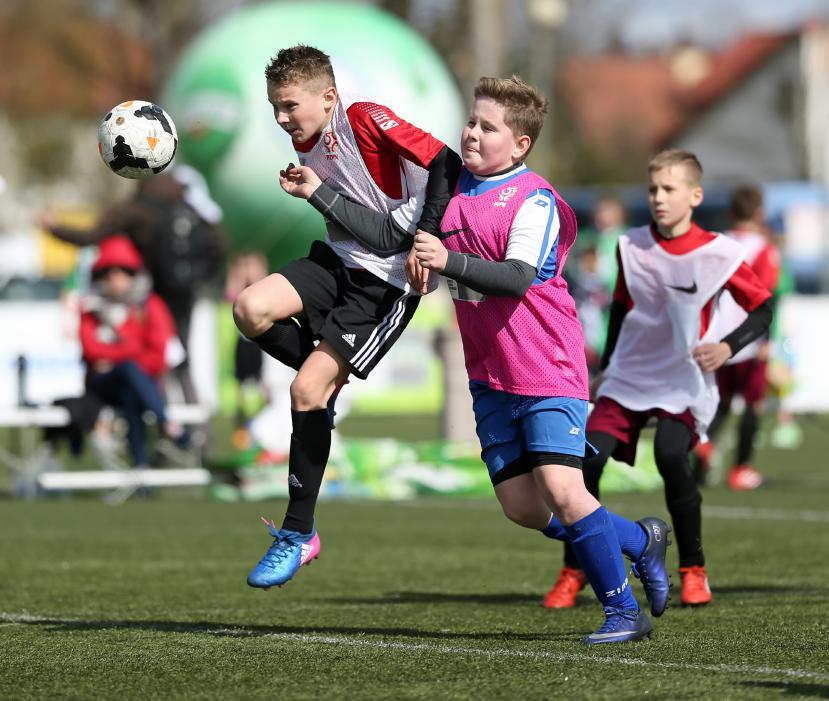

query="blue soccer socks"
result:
[563,506,639,611]
[542,511,647,561]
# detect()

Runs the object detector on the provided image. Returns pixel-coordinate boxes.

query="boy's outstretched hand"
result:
[413,230,448,273]
[279,163,322,199]
[692,342,732,373]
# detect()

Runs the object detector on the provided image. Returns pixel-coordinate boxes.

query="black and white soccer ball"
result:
[97,100,178,179]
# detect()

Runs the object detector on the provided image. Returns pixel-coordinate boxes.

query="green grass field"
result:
[2,417,828,700]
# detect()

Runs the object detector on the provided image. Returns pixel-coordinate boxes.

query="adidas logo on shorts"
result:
[342,333,356,348]
[288,474,303,488]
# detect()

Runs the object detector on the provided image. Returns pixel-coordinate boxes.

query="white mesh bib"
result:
[599,226,744,434]
[298,95,430,292]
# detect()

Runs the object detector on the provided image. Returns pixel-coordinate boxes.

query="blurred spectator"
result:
[695,184,781,490]
[80,235,182,468]
[566,245,611,376]
[583,195,627,292]
[40,165,229,404]
[224,251,270,450]
[567,196,626,376]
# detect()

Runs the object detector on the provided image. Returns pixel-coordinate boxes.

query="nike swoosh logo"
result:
[589,629,642,640]
[667,281,698,294]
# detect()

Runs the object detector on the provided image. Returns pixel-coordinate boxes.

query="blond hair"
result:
[474,76,548,156]
[648,149,703,187]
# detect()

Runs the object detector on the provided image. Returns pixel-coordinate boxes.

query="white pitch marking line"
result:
[2,613,827,682]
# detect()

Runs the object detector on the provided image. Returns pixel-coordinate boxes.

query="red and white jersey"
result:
[294,95,444,291]
[716,229,780,363]
[599,224,747,434]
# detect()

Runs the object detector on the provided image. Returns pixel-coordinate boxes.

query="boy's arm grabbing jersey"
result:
[600,229,773,369]
[308,144,461,255]
[308,167,559,297]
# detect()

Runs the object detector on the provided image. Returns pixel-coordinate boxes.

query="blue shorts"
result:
[469,381,589,484]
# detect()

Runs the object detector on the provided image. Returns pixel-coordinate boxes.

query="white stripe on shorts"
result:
[351,293,410,372]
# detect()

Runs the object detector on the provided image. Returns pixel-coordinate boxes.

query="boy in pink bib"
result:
[283,77,676,644]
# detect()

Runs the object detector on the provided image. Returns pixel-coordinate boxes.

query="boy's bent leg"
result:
[233,273,305,337]
[536,463,651,643]
[233,274,317,369]
[534,465,637,608]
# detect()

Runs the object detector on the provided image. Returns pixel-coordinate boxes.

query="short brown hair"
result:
[648,149,703,187]
[265,45,336,89]
[730,184,763,221]
[474,76,548,156]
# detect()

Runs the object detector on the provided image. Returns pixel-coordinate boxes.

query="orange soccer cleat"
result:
[679,565,712,606]
[542,567,587,608]
[727,464,764,491]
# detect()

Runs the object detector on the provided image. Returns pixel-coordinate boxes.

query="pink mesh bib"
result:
[441,170,588,398]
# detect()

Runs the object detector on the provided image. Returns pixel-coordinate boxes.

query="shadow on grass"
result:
[740,681,829,698]
[14,616,582,643]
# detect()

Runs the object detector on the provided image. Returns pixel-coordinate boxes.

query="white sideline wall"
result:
[0,295,826,413]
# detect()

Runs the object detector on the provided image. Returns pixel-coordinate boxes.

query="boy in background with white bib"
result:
[545,150,773,609]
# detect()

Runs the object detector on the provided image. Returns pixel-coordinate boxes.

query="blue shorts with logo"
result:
[469,381,589,483]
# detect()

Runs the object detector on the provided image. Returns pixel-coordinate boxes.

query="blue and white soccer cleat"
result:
[630,517,672,617]
[246,518,321,589]
[582,607,653,645]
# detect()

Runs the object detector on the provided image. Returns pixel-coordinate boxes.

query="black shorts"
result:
[279,241,419,379]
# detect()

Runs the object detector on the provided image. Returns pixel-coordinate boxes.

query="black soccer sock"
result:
[666,491,704,568]
[281,409,331,534]
[562,431,616,570]
[252,319,315,371]
[654,419,704,568]
[736,407,759,465]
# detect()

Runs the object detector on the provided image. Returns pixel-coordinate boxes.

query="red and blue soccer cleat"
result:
[247,518,321,589]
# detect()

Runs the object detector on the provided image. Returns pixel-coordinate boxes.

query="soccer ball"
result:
[97,100,178,179]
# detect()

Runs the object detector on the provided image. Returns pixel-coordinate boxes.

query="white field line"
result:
[2,612,827,683]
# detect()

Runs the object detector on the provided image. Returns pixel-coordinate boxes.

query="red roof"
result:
[558,32,794,151]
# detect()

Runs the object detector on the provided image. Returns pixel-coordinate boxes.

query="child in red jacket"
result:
[80,235,180,467]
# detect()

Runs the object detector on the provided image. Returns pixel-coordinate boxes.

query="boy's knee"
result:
[289,373,328,410]
[233,288,272,337]
[499,500,542,529]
